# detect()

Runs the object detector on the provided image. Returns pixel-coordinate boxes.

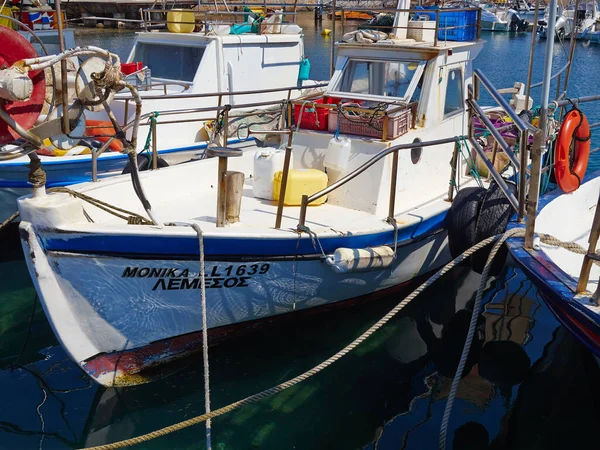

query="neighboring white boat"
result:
[0,11,319,224]
[508,170,600,359]
[539,1,600,39]
[8,3,514,387]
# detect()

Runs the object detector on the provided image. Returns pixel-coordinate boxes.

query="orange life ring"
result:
[554,109,590,193]
[84,120,123,152]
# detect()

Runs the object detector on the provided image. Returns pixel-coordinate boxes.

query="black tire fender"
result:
[445,186,486,259]
[471,180,518,274]
[122,154,169,174]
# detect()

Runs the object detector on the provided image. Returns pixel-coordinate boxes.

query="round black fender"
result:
[471,179,518,274]
[122,154,169,174]
[445,186,486,259]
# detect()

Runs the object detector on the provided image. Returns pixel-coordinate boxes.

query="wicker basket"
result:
[328,107,412,140]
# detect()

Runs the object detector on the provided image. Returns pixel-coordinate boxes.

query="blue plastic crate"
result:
[437,10,477,41]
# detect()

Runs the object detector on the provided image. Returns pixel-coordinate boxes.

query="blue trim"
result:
[0,138,250,167]
[0,179,90,188]
[41,211,447,258]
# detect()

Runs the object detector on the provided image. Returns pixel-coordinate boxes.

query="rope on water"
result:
[78,228,599,450]
[191,223,212,450]
[47,188,153,225]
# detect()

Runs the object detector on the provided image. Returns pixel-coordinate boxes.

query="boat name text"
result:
[121,264,270,290]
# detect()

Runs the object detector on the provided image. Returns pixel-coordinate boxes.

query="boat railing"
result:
[468,69,600,295]
[139,3,301,34]
[90,82,328,180]
[295,135,464,230]
[116,82,328,130]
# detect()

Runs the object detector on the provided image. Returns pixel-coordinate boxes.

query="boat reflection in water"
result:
[1,261,600,449]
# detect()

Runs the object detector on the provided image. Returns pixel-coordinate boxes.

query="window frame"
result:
[327,56,427,103]
[130,41,207,83]
[443,66,465,120]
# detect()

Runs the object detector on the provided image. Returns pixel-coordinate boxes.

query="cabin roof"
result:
[135,31,303,45]
[337,38,485,56]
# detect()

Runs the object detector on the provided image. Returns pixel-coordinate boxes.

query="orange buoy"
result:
[84,120,123,152]
[554,109,590,193]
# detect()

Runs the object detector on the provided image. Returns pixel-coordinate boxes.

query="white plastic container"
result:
[212,24,231,35]
[324,137,351,172]
[253,149,290,200]
[281,24,302,34]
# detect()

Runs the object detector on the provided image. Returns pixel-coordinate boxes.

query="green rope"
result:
[142,112,160,166]
[457,136,483,187]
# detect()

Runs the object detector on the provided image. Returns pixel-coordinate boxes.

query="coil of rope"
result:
[78,227,600,450]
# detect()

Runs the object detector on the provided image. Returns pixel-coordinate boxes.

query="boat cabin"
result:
[88,19,310,152]
[288,17,483,218]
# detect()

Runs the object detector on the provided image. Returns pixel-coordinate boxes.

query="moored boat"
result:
[0,6,322,224]
[3,1,523,386]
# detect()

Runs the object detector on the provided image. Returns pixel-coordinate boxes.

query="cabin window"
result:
[329,58,426,103]
[444,68,464,118]
[131,43,205,82]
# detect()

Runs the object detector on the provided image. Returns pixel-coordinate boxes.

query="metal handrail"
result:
[297,136,463,229]
[91,83,321,180]
[117,82,328,102]
[471,70,536,133]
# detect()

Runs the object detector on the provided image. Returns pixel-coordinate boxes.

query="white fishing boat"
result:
[0,7,319,224]
[539,1,600,39]
[4,1,526,387]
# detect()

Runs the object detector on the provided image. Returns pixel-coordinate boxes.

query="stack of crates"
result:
[437,10,477,42]
[413,8,477,42]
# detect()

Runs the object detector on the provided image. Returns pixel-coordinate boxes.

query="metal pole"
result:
[330,0,336,77]
[524,0,557,246]
[519,0,540,221]
[388,150,398,220]
[55,0,70,135]
[275,131,294,229]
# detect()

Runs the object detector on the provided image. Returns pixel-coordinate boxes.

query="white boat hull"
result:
[20,220,450,386]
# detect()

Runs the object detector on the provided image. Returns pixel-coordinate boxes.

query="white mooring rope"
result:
[191,224,212,450]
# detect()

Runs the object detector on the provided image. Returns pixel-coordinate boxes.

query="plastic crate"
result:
[123,67,152,90]
[407,20,437,42]
[328,108,412,140]
[294,97,329,131]
[437,11,477,42]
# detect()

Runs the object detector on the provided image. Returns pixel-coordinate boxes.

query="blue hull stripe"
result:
[41,212,447,257]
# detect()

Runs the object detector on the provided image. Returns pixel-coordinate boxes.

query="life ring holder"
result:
[554,107,591,193]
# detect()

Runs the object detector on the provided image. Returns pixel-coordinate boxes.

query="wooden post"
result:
[226,171,244,224]
[577,191,600,293]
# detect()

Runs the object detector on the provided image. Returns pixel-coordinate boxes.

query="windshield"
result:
[330,58,425,102]
[131,42,205,82]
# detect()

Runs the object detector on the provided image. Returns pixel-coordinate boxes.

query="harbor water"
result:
[2,14,600,449]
